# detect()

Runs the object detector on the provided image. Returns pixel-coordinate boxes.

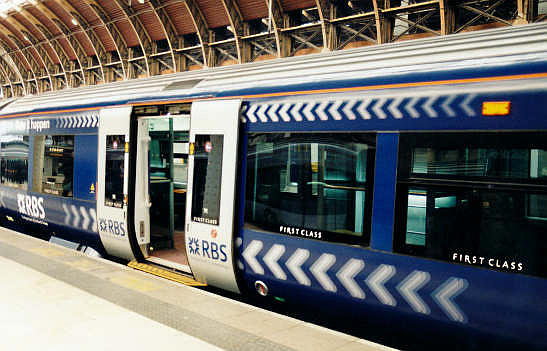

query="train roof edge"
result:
[0,22,546,117]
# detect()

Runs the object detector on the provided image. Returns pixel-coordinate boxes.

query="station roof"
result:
[0,0,544,99]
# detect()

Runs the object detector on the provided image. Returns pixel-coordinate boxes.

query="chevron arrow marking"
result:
[242,240,264,274]
[279,103,291,122]
[302,103,315,121]
[460,94,476,117]
[357,98,373,120]
[286,248,311,286]
[316,101,330,121]
[246,104,258,123]
[89,208,97,232]
[387,97,404,119]
[263,244,287,280]
[432,277,469,323]
[365,264,397,306]
[71,205,80,228]
[423,96,438,118]
[405,97,420,118]
[269,104,280,122]
[396,270,431,314]
[257,105,269,123]
[329,101,343,120]
[62,204,71,226]
[293,102,304,121]
[342,100,358,120]
[80,206,90,231]
[441,95,456,117]
[310,253,337,292]
[336,258,365,299]
[372,98,387,119]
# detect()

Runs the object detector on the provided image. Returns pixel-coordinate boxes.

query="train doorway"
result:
[135,111,191,273]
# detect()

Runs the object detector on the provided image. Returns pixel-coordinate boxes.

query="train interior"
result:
[135,105,191,272]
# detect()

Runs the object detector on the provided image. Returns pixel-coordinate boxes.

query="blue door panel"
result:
[74,134,98,201]
[370,133,398,251]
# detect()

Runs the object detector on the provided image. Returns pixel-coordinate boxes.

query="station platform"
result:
[0,227,394,351]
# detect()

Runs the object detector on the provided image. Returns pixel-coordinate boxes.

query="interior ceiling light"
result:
[71,18,78,26]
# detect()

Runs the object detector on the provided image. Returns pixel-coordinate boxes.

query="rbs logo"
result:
[188,237,227,262]
[17,194,45,219]
[99,218,126,237]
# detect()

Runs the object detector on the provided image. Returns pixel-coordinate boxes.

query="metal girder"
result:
[55,0,107,84]
[0,58,14,95]
[264,0,288,57]
[184,0,210,67]
[392,12,440,40]
[20,7,69,89]
[0,37,27,95]
[0,19,46,93]
[111,0,151,78]
[337,21,376,49]
[0,45,16,97]
[219,0,246,63]
[0,23,38,92]
[373,0,394,44]
[439,0,456,35]
[517,0,535,23]
[315,0,336,51]
[35,2,86,86]
[455,0,507,33]
[4,16,53,93]
[149,0,178,72]
[460,3,514,26]
[87,0,128,80]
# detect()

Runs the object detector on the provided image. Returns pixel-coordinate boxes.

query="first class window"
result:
[395,133,547,278]
[105,135,125,208]
[33,135,74,198]
[0,135,29,190]
[191,135,224,225]
[245,133,375,245]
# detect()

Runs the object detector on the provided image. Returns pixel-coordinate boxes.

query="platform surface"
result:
[0,228,394,351]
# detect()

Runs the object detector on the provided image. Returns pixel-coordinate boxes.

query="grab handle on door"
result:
[141,135,152,208]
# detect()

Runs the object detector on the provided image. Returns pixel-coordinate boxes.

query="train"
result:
[1,23,546,350]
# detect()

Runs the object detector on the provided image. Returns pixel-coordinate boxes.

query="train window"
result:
[245,133,375,245]
[105,135,125,208]
[191,135,223,225]
[33,135,74,197]
[395,133,547,278]
[0,135,29,190]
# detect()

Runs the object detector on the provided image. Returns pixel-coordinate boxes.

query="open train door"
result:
[185,100,242,293]
[97,106,133,260]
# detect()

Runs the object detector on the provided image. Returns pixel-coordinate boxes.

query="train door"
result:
[135,114,191,272]
[97,106,133,259]
[185,100,242,293]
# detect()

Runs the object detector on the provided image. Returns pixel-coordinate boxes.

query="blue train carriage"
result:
[0,23,545,349]
[0,110,103,255]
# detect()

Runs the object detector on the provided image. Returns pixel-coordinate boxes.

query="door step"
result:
[128,260,206,287]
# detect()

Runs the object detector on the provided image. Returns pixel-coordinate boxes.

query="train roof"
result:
[1,22,547,117]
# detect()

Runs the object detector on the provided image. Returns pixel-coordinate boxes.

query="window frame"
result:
[0,134,30,190]
[33,134,75,198]
[244,132,376,247]
[394,132,547,278]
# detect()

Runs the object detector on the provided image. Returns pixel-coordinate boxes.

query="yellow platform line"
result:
[128,260,206,287]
